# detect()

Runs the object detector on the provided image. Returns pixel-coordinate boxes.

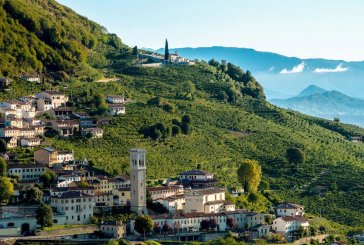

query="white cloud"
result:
[314,63,348,73]
[280,62,305,74]
[268,66,275,72]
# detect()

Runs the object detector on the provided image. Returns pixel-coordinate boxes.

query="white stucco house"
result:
[51,191,95,224]
[276,203,305,217]
[271,216,309,238]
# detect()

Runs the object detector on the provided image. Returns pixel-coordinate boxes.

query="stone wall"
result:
[35,225,98,237]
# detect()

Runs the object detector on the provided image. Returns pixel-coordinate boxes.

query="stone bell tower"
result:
[130,148,148,215]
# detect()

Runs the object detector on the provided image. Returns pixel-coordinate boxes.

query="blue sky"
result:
[57,0,364,61]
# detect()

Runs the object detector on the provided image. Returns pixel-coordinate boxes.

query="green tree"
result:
[286,147,305,170]
[258,180,270,192]
[164,39,169,61]
[27,186,44,204]
[162,102,175,113]
[298,226,306,238]
[97,102,109,115]
[172,125,181,136]
[180,81,196,99]
[0,177,13,204]
[134,214,154,235]
[147,97,163,107]
[107,239,119,245]
[132,46,138,56]
[0,157,6,177]
[36,204,53,228]
[0,139,7,155]
[182,115,192,125]
[181,123,192,135]
[208,59,220,68]
[237,160,262,193]
[40,170,57,188]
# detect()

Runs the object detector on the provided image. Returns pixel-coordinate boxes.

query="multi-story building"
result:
[95,193,114,207]
[57,175,81,187]
[51,108,73,119]
[36,91,68,111]
[112,187,131,206]
[0,127,21,138]
[272,216,309,239]
[0,136,17,148]
[34,147,58,167]
[7,164,48,181]
[131,210,264,235]
[57,150,74,164]
[276,203,305,217]
[155,194,185,214]
[100,221,126,239]
[81,128,104,138]
[108,104,125,116]
[106,95,125,104]
[51,191,94,224]
[85,175,130,194]
[147,185,184,200]
[184,188,232,214]
[20,137,41,147]
[51,120,79,137]
[50,186,96,197]
[179,169,218,189]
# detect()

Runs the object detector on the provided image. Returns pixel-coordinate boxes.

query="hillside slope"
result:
[44,64,364,228]
[0,0,134,80]
[2,0,364,232]
[153,46,364,100]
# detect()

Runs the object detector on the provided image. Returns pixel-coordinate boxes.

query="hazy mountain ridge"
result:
[152,47,364,99]
[297,85,328,97]
[271,86,364,126]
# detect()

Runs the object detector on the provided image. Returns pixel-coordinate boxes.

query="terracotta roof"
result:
[107,95,124,99]
[7,164,48,169]
[277,202,304,209]
[156,194,185,202]
[179,169,212,176]
[51,186,94,192]
[151,210,248,220]
[54,120,78,126]
[280,216,309,222]
[147,185,182,192]
[188,188,225,196]
[41,90,65,95]
[52,191,93,199]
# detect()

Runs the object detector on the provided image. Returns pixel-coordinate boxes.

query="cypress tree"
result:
[164,39,169,61]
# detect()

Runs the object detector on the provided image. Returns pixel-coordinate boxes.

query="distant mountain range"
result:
[152,46,364,99]
[271,85,364,126]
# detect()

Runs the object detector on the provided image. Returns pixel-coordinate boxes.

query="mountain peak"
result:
[297,85,327,97]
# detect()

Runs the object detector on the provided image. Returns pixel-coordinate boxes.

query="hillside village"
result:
[0,0,364,243]
[0,87,330,244]
[0,44,362,244]
[0,43,362,244]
